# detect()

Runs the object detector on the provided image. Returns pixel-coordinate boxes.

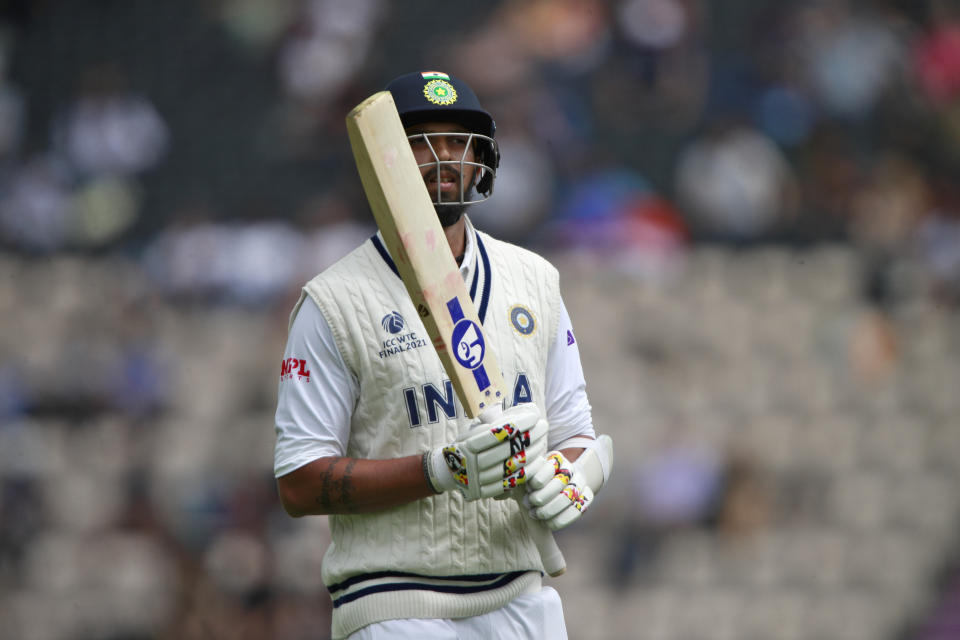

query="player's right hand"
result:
[424,403,547,501]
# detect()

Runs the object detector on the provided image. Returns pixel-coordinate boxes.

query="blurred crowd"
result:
[0,0,959,303]
[1,0,959,638]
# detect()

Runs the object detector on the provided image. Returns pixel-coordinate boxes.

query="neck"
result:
[445,217,467,264]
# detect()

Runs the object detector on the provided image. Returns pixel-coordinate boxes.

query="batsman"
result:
[273,70,614,639]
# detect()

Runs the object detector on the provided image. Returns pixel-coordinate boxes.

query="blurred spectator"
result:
[916,181,960,305]
[790,2,910,119]
[0,67,25,162]
[294,192,374,283]
[276,0,384,106]
[754,85,817,148]
[143,215,305,306]
[715,450,774,538]
[72,174,141,248]
[545,167,687,279]
[634,430,722,531]
[913,1,960,105]
[217,0,298,53]
[612,425,722,587]
[674,123,798,241]
[0,154,74,251]
[617,0,688,52]
[474,132,555,241]
[849,152,928,261]
[502,0,611,72]
[848,307,900,381]
[914,567,960,640]
[53,63,169,178]
[110,301,171,417]
[794,123,865,239]
[0,363,26,418]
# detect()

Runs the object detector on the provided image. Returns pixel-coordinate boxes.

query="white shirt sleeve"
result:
[274,296,357,477]
[544,297,596,449]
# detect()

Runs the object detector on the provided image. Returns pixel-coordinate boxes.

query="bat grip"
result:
[480,405,567,577]
[528,518,567,577]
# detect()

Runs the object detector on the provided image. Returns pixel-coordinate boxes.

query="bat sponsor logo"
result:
[445,297,492,392]
[451,319,485,369]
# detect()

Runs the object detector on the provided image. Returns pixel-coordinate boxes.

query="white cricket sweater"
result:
[303,227,562,638]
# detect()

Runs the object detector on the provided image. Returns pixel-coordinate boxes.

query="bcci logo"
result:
[381,311,405,334]
[451,319,485,369]
[510,305,536,336]
[423,79,457,105]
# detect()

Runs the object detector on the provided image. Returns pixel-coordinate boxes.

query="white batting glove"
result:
[524,435,614,531]
[424,403,547,501]
[524,452,593,531]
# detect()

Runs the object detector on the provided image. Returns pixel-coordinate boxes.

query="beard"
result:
[436,202,469,227]
[425,166,475,227]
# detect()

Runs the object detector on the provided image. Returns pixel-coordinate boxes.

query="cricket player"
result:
[273,70,613,639]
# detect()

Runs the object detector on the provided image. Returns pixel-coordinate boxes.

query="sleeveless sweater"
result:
[303,225,561,638]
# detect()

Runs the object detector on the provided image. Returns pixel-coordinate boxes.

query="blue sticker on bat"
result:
[447,298,465,323]
[451,318,485,369]
[472,365,490,391]
[446,297,491,393]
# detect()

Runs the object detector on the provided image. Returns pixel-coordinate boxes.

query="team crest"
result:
[424,79,457,105]
[510,305,536,336]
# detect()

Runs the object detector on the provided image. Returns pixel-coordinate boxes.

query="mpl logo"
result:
[280,357,311,382]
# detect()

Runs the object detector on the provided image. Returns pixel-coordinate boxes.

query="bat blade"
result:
[345,91,504,420]
[346,91,566,577]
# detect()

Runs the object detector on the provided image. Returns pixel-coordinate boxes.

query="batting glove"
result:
[424,403,547,501]
[524,435,613,531]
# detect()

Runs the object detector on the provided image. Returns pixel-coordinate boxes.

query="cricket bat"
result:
[346,91,566,577]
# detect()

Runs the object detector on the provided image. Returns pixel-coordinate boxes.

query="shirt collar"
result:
[374,215,477,284]
[459,215,477,282]
[369,214,492,324]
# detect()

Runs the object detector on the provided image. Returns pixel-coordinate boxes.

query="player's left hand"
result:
[523,451,593,531]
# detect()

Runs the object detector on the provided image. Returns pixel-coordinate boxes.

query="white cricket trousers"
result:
[347,586,568,639]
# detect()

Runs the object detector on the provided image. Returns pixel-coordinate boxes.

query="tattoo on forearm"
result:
[317,458,339,511]
[340,459,357,513]
[315,458,359,512]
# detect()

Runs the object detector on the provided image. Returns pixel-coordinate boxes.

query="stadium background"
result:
[1,0,959,638]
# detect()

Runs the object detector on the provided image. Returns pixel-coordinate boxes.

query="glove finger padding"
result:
[468,414,547,466]
[429,404,547,501]
[477,435,546,485]
[526,451,594,531]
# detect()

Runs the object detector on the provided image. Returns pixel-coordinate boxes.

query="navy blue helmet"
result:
[386,71,500,200]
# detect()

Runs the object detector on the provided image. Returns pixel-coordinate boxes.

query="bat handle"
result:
[480,405,567,577]
[529,516,567,576]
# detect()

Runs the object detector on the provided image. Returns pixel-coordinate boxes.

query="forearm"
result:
[559,446,586,463]
[277,455,434,517]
